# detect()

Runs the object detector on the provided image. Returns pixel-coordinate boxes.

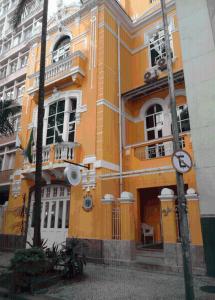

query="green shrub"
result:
[60,238,87,279]
[10,248,47,293]
[10,248,47,276]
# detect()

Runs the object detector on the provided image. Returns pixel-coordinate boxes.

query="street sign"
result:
[172,150,193,173]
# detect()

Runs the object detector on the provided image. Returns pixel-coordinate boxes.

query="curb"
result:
[0,287,61,299]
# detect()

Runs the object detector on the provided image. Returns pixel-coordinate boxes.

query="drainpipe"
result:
[118,23,123,195]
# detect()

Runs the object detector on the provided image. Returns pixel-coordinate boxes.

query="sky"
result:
[48,0,79,18]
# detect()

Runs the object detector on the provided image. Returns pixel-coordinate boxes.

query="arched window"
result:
[52,36,71,63]
[146,104,163,140]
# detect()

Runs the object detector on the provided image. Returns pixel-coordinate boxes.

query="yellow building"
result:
[1,0,205,272]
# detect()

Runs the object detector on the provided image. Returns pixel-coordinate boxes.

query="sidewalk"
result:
[45,263,215,300]
[0,252,214,299]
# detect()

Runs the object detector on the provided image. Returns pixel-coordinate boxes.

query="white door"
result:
[27,185,71,248]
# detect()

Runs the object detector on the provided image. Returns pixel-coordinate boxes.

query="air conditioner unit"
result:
[157,57,167,71]
[144,69,158,84]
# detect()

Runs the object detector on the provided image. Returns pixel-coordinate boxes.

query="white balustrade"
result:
[54,143,74,161]
[32,145,50,164]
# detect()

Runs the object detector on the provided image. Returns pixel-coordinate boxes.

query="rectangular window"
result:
[43,202,49,228]
[149,29,173,67]
[68,98,76,142]
[10,59,18,74]
[46,100,65,145]
[65,200,70,229]
[177,105,190,133]
[20,54,28,68]
[0,66,7,79]
[50,202,56,228]
[57,201,63,228]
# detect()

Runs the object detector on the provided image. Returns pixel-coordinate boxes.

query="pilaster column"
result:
[159,188,177,244]
[186,188,203,245]
[119,192,135,241]
[101,194,114,239]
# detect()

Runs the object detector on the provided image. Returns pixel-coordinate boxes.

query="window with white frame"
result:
[0,156,3,171]
[16,84,25,104]
[177,105,190,133]
[145,104,164,159]
[46,98,77,145]
[9,59,18,74]
[20,53,28,68]
[52,36,71,63]
[0,65,7,79]
[149,28,173,67]
[5,87,14,100]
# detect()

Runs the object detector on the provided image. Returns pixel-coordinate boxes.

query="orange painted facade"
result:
[3,0,203,263]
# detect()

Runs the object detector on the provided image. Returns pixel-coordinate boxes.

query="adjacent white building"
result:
[0,0,43,206]
[176,0,215,276]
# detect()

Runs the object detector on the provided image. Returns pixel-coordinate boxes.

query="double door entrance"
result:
[27,185,71,248]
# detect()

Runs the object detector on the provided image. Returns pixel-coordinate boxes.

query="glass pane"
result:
[147,130,155,140]
[49,103,56,116]
[56,113,64,125]
[46,137,54,145]
[31,202,35,227]
[50,202,56,228]
[48,116,55,128]
[155,113,163,127]
[180,106,189,120]
[68,132,74,142]
[158,130,163,138]
[146,116,154,129]
[57,100,65,113]
[71,99,77,111]
[58,201,63,228]
[148,145,156,158]
[65,201,70,228]
[146,105,155,116]
[47,128,54,137]
[69,112,76,122]
[57,125,63,133]
[181,120,190,132]
[43,202,49,228]
[155,104,162,113]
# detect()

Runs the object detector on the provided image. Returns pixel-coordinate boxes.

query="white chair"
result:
[141,223,154,244]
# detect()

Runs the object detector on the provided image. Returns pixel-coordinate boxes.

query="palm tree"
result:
[0,100,21,135]
[13,0,49,247]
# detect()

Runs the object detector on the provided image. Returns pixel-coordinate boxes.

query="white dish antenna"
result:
[64,165,82,186]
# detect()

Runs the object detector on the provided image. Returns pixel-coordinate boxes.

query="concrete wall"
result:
[176,0,215,276]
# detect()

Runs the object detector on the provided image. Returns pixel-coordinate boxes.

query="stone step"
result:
[136,249,164,258]
[135,254,165,265]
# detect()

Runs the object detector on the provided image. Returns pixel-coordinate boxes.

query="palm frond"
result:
[0,100,21,136]
[12,0,31,29]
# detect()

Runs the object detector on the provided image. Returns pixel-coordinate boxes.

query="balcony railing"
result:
[28,50,86,94]
[124,134,191,170]
[133,137,186,161]
[24,142,79,167]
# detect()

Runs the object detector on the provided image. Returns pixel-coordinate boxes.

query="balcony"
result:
[22,142,80,182]
[28,51,86,95]
[124,134,192,171]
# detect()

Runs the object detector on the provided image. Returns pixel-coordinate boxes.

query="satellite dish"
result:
[64,165,81,186]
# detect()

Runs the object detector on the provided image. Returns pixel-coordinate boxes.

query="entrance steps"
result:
[133,249,176,273]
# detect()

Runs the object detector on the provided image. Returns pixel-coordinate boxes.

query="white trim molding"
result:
[94,160,120,172]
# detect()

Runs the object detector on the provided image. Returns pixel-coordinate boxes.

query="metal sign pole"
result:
[160,1,195,299]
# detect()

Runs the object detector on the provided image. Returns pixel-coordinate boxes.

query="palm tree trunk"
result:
[33,0,49,247]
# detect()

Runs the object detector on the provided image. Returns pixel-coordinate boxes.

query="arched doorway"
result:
[27,184,70,248]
